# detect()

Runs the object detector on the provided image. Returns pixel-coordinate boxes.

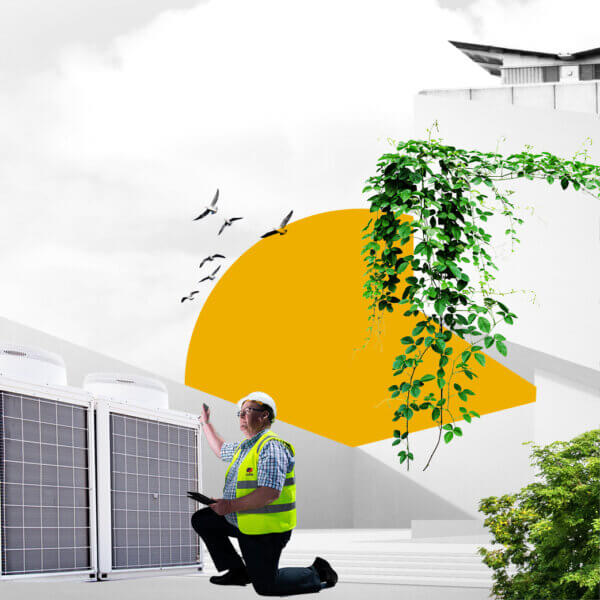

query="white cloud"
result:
[1,0,594,382]
[465,0,600,53]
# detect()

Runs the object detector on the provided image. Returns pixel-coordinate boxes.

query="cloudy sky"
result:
[1,0,599,383]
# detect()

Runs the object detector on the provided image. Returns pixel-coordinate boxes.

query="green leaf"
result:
[463,413,472,423]
[392,439,401,446]
[560,177,569,190]
[496,340,508,356]
[410,385,421,398]
[401,336,414,345]
[444,431,454,443]
[412,324,425,336]
[470,410,480,418]
[474,353,486,367]
[484,336,494,349]
[420,374,435,382]
[442,424,453,431]
[393,429,401,438]
[432,408,440,420]
[454,427,463,437]
[477,317,491,333]
[434,298,446,315]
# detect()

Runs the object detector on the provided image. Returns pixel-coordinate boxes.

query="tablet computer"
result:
[187,491,216,505]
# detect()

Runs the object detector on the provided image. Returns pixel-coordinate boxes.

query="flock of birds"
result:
[181,189,294,303]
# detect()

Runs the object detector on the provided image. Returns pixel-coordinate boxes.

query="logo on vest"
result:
[246,467,253,475]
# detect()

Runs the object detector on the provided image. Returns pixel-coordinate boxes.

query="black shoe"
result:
[312,556,338,588]
[209,568,250,586]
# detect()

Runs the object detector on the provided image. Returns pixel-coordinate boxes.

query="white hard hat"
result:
[238,391,277,418]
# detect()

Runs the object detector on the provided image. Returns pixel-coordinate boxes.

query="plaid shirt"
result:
[220,428,294,528]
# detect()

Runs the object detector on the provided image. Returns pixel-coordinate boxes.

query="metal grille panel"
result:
[0,391,91,575]
[109,413,199,569]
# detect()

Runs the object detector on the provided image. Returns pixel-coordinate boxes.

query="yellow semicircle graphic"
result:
[185,208,535,446]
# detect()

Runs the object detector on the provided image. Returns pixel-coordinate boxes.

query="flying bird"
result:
[218,217,243,235]
[199,254,225,268]
[261,210,294,238]
[199,265,221,283]
[181,291,199,303]
[193,189,220,221]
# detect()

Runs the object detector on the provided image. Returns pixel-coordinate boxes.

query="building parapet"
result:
[418,81,600,116]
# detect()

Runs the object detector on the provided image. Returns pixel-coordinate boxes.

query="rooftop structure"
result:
[450,40,600,85]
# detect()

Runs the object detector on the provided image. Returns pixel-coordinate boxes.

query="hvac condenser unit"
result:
[85,374,202,579]
[0,344,97,579]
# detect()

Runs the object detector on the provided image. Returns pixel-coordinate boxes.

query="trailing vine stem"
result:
[361,137,600,470]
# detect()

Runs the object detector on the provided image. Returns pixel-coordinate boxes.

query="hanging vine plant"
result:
[362,136,600,471]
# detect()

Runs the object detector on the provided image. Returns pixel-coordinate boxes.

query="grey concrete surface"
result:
[0,578,494,600]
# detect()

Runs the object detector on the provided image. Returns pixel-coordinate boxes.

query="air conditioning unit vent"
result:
[0,343,67,386]
[3,349,27,357]
[84,374,168,409]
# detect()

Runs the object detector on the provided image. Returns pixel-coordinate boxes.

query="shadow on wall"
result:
[352,449,474,528]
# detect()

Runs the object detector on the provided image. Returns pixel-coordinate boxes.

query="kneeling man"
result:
[192,391,337,596]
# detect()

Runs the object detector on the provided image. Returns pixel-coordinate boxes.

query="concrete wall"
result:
[420,81,600,115]
[533,369,600,446]
[0,316,355,528]
[414,95,600,372]
[357,402,536,521]
[345,92,600,523]
[354,341,600,522]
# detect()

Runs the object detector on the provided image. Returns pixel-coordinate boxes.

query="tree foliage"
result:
[478,429,600,600]
[362,137,600,469]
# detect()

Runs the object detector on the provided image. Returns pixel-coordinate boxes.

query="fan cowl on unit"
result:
[83,373,168,409]
[0,343,67,386]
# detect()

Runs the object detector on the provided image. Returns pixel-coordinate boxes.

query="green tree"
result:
[362,137,600,469]
[478,429,600,600]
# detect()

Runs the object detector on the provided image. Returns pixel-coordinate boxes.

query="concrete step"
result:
[331,573,493,588]
[282,550,486,564]
[271,554,488,569]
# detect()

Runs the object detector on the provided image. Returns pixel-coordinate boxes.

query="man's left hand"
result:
[210,498,234,516]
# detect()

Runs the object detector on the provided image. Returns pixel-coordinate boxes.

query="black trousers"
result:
[191,508,322,596]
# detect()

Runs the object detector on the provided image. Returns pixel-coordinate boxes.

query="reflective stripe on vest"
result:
[239,502,297,514]
[237,477,296,490]
[225,430,296,535]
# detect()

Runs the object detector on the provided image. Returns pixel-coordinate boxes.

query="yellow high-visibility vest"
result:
[225,430,296,535]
